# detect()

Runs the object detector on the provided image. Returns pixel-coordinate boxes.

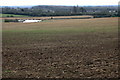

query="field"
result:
[0,14,29,18]
[2,17,119,78]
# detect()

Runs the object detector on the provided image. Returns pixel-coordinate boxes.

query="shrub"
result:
[4,19,18,22]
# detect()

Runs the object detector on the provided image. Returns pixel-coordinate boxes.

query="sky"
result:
[0,0,119,6]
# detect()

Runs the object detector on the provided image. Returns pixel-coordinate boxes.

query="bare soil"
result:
[2,17,119,78]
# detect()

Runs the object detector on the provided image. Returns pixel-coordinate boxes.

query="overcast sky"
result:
[0,0,119,6]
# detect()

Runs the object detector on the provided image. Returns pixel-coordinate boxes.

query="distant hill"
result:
[32,5,118,12]
[32,5,73,12]
[1,6,33,8]
[1,5,118,17]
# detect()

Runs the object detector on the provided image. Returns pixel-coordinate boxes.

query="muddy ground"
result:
[2,18,119,78]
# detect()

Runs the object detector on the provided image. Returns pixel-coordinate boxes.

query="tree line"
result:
[1,5,118,17]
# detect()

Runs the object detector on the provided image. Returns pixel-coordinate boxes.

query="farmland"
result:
[0,14,30,18]
[2,17,119,78]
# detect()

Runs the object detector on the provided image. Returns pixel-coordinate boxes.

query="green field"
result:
[0,14,29,17]
[2,17,119,78]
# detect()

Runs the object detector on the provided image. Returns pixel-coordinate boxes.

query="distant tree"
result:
[72,5,86,14]
[6,15,10,17]
[10,15,14,17]
[79,7,86,13]
[21,9,24,12]
[73,6,77,13]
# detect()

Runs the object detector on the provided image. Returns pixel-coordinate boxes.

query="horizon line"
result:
[1,4,118,7]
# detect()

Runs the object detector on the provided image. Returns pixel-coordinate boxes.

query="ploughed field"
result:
[2,17,119,78]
